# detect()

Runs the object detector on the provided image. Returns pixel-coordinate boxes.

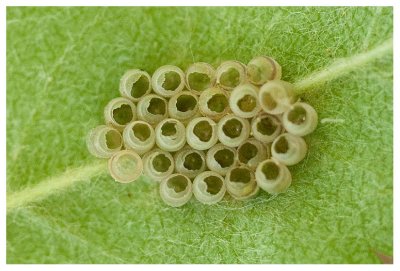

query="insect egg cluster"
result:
[87,56,318,207]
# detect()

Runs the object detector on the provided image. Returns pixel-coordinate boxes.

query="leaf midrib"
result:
[6,37,393,213]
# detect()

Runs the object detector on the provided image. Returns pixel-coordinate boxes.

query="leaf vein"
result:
[294,38,392,94]
[6,38,393,212]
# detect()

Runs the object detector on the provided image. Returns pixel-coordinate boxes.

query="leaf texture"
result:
[6,7,393,263]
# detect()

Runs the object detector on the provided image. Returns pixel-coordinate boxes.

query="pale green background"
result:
[6,7,393,263]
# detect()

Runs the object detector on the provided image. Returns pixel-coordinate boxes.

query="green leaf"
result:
[6,7,393,263]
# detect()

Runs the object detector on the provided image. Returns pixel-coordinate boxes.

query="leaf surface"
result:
[6,7,393,263]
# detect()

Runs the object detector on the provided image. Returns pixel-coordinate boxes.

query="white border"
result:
[393,2,399,269]
[1,0,6,268]
[1,264,399,270]
[1,0,398,6]
[2,1,398,270]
